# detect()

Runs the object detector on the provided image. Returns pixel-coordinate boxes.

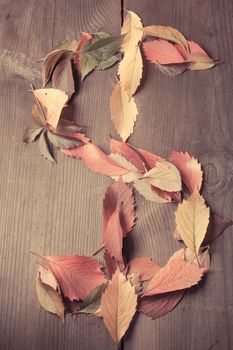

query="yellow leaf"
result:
[109,152,142,183]
[142,25,188,50]
[118,45,143,97]
[121,11,143,52]
[188,54,216,70]
[175,192,210,256]
[36,275,64,321]
[33,88,68,129]
[110,82,138,142]
[143,161,182,192]
[134,178,169,203]
[101,268,137,344]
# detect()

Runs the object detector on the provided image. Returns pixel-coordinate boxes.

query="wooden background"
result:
[0,0,233,349]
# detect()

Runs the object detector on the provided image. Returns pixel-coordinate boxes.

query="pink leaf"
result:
[143,39,186,65]
[128,257,160,281]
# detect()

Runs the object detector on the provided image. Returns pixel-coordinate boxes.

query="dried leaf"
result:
[138,290,184,319]
[52,53,75,99]
[170,151,203,193]
[38,131,55,162]
[36,271,64,320]
[143,161,181,192]
[134,178,170,203]
[38,264,59,290]
[144,251,206,296]
[44,255,106,301]
[185,247,210,269]
[110,82,138,142]
[121,11,143,52]
[142,25,188,50]
[47,131,83,150]
[203,212,233,245]
[101,268,137,344]
[104,251,118,279]
[143,39,186,65]
[51,39,78,52]
[78,283,107,315]
[33,88,68,130]
[74,32,92,73]
[109,153,141,183]
[103,209,123,263]
[128,257,160,281]
[175,192,210,256]
[96,55,119,70]
[156,63,187,76]
[23,126,43,143]
[118,45,143,97]
[103,178,135,237]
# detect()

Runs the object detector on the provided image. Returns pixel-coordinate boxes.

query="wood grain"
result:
[0,0,120,349]
[123,1,233,350]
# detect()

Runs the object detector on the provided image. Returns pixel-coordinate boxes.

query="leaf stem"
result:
[90,243,105,256]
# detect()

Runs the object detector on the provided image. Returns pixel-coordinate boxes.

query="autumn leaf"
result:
[51,39,78,52]
[36,266,64,320]
[78,283,108,315]
[52,52,75,99]
[128,257,160,281]
[38,264,59,290]
[118,45,143,97]
[39,131,55,162]
[110,82,138,142]
[109,153,142,183]
[143,39,186,65]
[203,212,233,245]
[138,290,185,319]
[104,251,118,278]
[175,192,210,256]
[156,63,187,76]
[121,11,143,52]
[185,247,210,269]
[44,255,106,301]
[103,178,135,237]
[144,251,206,296]
[23,125,43,143]
[142,25,188,50]
[74,32,92,73]
[170,151,203,193]
[134,178,170,203]
[101,268,137,344]
[143,160,181,192]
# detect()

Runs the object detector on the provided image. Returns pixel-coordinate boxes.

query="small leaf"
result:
[101,268,137,344]
[143,161,181,192]
[110,82,138,142]
[96,55,119,70]
[78,283,108,314]
[39,131,55,162]
[47,131,83,150]
[175,192,210,256]
[142,25,188,50]
[23,126,43,143]
[36,273,64,320]
[52,53,75,99]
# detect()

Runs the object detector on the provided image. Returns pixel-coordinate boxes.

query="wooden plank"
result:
[0,0,121,349]
[123,1,233,350]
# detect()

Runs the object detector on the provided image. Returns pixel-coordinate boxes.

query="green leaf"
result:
[39,131,55,162]
[79,53,98,80]
[93,32,110,39]
[47,131,83,149]
[78,283,108,314]
[51,39,79,52]
[23,126,43,143]
[96,55,119,70]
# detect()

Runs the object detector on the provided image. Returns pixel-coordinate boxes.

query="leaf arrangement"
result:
[23,10,232,347]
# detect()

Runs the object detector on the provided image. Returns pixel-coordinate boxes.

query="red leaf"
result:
[103,209,123,263]
[128,257,160,281]
[103,178,135,237]
[170,151,203,193]
[104,251,118,278]
[143,39,186,65]
[203,212,233,245]
[44,255,106,301]
[138,290,185,319]
[64,143,130,176]
[74,32,92,72]
[135,147,163,170]
[144,251,206,296]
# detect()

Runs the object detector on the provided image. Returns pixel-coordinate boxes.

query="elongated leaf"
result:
[144,251,206,296]
[110,82,138,142]
[121,11,143,52]
[143,161,181,192]
[157,63,187,76]
[143,39,186,65]
[38,264,59,291]
[23,126,43,143]
[51,39,78,52]
[103,209,123,263]
[175,192,210,255]
[44,255,106,301]
[203,212,233,245]
[39,131,55,162]
[142,25,188,50]
[101,268,137,344]
[118,45,143,97]
[170,151,203,193]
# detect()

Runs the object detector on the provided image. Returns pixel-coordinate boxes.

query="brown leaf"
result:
[44,255,106,301]
[144,251,206,296]
[104,251,118,279]
[118,45,143,97]
[101,268,137,344]
[170,151,203,193]
[142,25,188,50]
[110,82,138,142]
[52,53,75,99]
[128,257,160,281]
[175,192,210,256]
[103,178,135,237]
[203,212,233,245]
[138,290,185,319]
[121,11,143,52]
[103,208,123,263]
